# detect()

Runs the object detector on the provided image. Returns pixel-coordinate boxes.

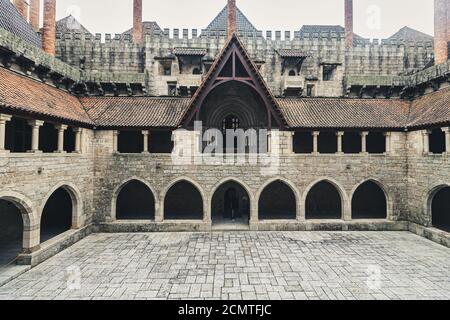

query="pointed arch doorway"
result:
[211,181,250,229]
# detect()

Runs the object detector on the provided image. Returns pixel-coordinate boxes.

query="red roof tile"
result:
[276,98,411,129]
[80,96,190,128]
[0,67,92,125]
[408,86,450,128]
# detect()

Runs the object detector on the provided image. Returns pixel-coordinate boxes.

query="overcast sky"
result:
[52,0,434,39]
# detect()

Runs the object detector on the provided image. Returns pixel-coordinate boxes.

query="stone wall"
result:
[55,33,435,97]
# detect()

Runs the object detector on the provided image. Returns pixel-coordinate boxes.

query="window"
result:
[293,132,313,154]
[163,65,171,76]
[306,84,314,97]
[288,70,297,77]
[322,65,336,81]
[318,132,337,154]
[149,131,174,154]
[118,131,143,153]
[39,123,58,153]
[343,132,361,154]
[168,84,177,96]
[367,132,386,154]
[429,129,446,154]
[192,68,201,75]
[5,117,31,152]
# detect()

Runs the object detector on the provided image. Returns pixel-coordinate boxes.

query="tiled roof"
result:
[80,97,190,128]
[408,87,450,128]
[204,6,259,34]
[122,21,162,37]
[173,48,207,56]
[388,26,433,41]
[0,67,92,125]
[0,0,41,47]
[277,49,309,58]
[277,98,411,129]
[55,15,92,35]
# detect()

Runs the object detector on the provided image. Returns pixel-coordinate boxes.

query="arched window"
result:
[211,181,250,225]
[0,199,24,266]
[306,181,342,219]
[288,70,297,76]
[431,186,450,232]
[116,180,155,220]
[40,188,73,243]
[164,181,203,220]
[352,181,387,219]
[429,129,446,154]
[259,181,296,220]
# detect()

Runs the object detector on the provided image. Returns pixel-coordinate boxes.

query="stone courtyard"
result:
[0,231,449,300]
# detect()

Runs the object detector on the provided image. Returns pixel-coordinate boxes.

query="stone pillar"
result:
[55,124,67,153]
[434,0,448,65]
[142,130,149,153]
[74,128,83,153]
[345,0,354,49]
[133,0,143,43]
[13,0,28,20]
[0,114,12,152]
[336,131,344,154]
[312,131,320,155]
[112,130,119,153]
[28,120,44,153]
[29,0,41,32]
[227,0,237,38]
[360,131,369,154]
[422,130,431,155]
[384,132,392,155]
[442,127,450,154]
[42,0,56,56]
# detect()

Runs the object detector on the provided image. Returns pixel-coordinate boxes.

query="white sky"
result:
[51,0,434,39]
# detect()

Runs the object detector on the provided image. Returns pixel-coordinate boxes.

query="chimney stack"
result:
[42,0,56,56]
[434,0,448,64]
[227,0,237,38]
[13,0,28,20]
[133,0,143,43]
[29,0,41,32]
[344,0,354,49]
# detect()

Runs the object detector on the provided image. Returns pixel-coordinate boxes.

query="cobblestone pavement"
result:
[0,232,449,300]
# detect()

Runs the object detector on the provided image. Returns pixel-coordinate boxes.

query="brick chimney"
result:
[42,0,56,56]
[13,0,28,20]
[227,0,237,38]
[133,0,143,43]
[29,0,41,32]
[435,0,448,64]
[344,0,354,49]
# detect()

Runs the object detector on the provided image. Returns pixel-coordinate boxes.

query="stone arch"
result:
[350,178,392,220]
[427,183,450,232]
[162,177,206,220]
[302,178,348,220]
[40,182,83,229]
[111,177,158,221]
[257,178,300,220]
[210,177,254,224]
[0,191,39,256]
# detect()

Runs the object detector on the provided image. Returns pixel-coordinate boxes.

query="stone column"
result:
[336,131,344,154]
[344,0,354,49]
[74,128,83,153]
[422,130,431,155]
[42,0,56,56]
[28,120,44,153]
[312,131,320,155]
[0,114,12,153]
[112,130,119,153]
[55,124,67,153]
[13,0,28,20]
[142,130,149,153]
[227,0,237,38]
[442,127,450,154]
[29,0,40,31]
[384,132,392,155]
[360,131,369,154]
[434,0,448,65]
[133,0,143,43]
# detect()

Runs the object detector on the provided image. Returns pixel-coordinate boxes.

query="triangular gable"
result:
[179,34,287,129]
